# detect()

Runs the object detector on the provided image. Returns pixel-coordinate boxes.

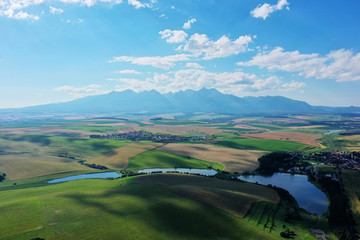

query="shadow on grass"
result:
[62,183,242,239]
[1,134,52,146]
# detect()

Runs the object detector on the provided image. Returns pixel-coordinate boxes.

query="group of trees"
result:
[0,172,6,182]
[257,152,308,174]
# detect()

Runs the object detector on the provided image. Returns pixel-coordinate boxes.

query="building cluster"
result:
[309,151,360,170]
[90,131,210,143]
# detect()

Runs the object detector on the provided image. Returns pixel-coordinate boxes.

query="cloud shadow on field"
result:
[62,182,243,239]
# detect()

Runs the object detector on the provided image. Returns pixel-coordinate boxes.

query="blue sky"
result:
[1,0,360,108]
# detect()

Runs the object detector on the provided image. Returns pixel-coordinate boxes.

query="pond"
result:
[138,168,218,176]
[48,172,122,183]
[323,129,344,135]
[238,173,328,216]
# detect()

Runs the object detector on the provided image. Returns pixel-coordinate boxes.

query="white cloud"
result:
[237,47,360,82]
[111,69,292,95]
[128,0,144,8]
[183,18,196,29]
[159,29,188,43]
[115,69,141,74]
[107,77,140,82]
[49,6,63,14]
[185,62,203,69]
[0,9,40,20]
[127,0,154,9]
[250,0,289,20]
[0,0,149,20]
[110,54,190,70]
[182,33,253,60]
[54,84,108,97]
[280,80,306,92]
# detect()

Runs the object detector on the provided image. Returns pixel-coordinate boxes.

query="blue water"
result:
[238,173,328,216]
[323,129,344,135]
[48,172,122,183]
[138,168,218,176]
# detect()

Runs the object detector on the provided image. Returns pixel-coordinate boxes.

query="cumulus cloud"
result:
[280,80,306,92]
[237,47,360,82]
[110,54,190,70]
[183,18,196,29]
[128,0,145,8]
[182,33,253,60]
[185,62,203,69]
[115,69,141,74]
[54,84,108,97]
[49,6,63,14]
[0,9,40,20]
[159,29,188,43]
[250,0,289,20]
[127,0,154,9]
[111,69,294,95]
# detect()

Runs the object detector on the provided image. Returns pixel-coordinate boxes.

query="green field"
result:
[215,138,313,152]
[127,150,223,171]
[341,170,360,238]
[0,134,130,158]
[0,175,284,240]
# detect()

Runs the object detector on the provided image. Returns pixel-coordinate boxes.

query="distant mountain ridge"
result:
[1,88,360,115]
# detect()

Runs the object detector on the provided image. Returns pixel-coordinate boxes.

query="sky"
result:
[1,0,360,108]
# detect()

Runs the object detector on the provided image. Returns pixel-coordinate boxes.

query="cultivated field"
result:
[158,143,265,173]
[215,138,312,152]
[338,135,360,151]
[127,150,223,171]
[88,142,163,169]
[0,154,90,180]
[0,135,129,180]
[143,124,223,135]
[242,131,322,146]
[135,174,280,217]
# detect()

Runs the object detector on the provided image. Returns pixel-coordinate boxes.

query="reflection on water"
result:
[238,173,328,216]
[48,172,122,183]
[323,129,344,135]
[138,168,217,176]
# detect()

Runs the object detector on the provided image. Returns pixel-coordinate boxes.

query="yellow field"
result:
[338,135,360,151]
[339,135,360,141]
[242,131,321,146]
[88,142,163,169]
[135,174,280,217]
[158,143,265,173]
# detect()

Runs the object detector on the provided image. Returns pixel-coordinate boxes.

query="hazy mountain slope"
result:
[1,88,359,115]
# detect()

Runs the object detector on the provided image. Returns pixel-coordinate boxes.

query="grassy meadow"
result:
[0,175,284,240]
[215,138,313,152]
[127,150,223,171]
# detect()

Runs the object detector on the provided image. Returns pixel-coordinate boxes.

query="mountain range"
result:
[1,88,360,116]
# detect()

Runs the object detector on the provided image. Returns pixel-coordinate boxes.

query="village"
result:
[90,130,211,143]
[308,151,360,170]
